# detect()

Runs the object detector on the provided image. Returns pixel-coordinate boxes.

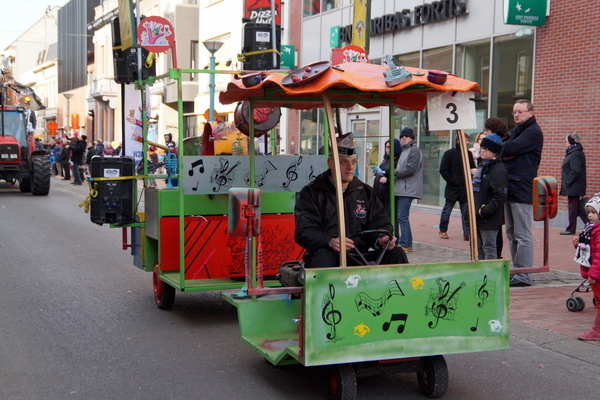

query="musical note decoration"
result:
[210,157,241,192]
[355,280,405,317]
[282,156,303,190]
[382,55,412,87]
[321,284,343,341]
[425,278,466,329]
[188,159,205,176]
[245,160,277,187]
[382,313,408,334]
[476,275,490,308]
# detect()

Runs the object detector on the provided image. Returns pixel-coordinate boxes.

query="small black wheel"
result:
[594,297,597,307]
[153,261,175,310]
[328,364,357,400]
[566,297,578,312]
[575,297,586,312]
[417,355,449,399]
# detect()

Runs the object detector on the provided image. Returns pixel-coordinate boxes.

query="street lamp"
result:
[63,93,73,137]
[202,40,224,121]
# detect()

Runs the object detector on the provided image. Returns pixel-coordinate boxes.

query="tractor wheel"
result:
[417,355,449,399]
[153,261,175,310]
[19,178,31,193]
[31,155,51,196]
[328,364,357,400]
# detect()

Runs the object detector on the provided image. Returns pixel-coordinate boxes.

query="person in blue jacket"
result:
[502,99,543,287]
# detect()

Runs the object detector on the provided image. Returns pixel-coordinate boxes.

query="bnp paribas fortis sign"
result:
[504,0,547,27]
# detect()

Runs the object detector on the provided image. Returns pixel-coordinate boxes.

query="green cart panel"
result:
[302,260,510,366]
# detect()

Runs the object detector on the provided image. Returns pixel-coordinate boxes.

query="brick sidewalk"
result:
[408,208,598,343]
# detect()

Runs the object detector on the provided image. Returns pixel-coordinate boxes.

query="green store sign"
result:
[504,0,547,27]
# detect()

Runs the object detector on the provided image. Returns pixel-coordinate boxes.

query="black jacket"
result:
[559,143,586,197]
[71,140,86,165]
[474,157,508,230]
[439,143,476,203]
[502,116,543,204]
[295,170,392,259]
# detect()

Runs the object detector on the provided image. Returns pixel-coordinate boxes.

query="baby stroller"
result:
[566,279,597,312]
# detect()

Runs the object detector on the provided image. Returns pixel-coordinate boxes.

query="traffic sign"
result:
[47,120,58,135]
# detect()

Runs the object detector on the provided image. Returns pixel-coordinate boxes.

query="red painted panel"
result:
[159,214,304,279]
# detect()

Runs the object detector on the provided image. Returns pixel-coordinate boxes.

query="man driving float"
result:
[294,132,408,268]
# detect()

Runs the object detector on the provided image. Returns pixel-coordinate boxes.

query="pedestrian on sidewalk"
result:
[573,196,600,341]
[502,99,544,287]
[438,132,476,241]
[560,133,587,235]
[394,128,423,253]
[70,135,86,185]
[473,132,508,260]
[483,117,510,258]
[373,138,401,219]
[60,138,71,180]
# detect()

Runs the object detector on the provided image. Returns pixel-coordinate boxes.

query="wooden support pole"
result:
[323,94,347,267]
[457,129,478,261]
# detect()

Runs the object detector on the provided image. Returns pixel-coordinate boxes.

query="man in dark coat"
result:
[70,135,87,185]
[559,133,587,235]
[474,133,508,260]
[502,99,544,287]
[295,132,407,268]
[438,132,476,241]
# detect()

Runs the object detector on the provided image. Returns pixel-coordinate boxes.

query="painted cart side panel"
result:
[160,215,304,279]
[302,260,510,366]
[182,155,325,195]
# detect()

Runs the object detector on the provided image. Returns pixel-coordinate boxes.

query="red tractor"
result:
[0,103,51,195]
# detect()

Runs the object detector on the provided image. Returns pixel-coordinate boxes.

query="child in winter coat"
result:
[473,132,508,260]
[573,196,600,341]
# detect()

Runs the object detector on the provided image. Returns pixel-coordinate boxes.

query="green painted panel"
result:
[157,190,296,216]
[303,260,510,366]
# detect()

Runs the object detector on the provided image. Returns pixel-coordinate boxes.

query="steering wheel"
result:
[346,229,392,266]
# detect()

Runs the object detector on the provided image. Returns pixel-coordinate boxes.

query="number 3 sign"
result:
[426,91,477,131]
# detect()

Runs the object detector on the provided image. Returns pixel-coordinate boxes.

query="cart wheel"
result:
[594,297,597,307]
[566,297,578,312]
[328,364,357,400]
[417,355,448,399]
[153,262,175,310]
[575,297,586,312]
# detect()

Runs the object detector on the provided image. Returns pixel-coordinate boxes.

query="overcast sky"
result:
[0,1,69,52]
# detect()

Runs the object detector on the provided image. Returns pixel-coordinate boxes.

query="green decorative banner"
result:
[504,0,547,26]
[303,260,510,366]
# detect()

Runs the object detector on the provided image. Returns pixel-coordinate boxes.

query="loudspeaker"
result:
[90,156,136,226]
[242,23,281,71]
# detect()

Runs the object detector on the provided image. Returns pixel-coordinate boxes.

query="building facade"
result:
[298,0,599,227]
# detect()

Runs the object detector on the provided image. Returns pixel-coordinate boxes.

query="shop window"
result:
[303,0,321,17]
[490,33,534,131]
[455,39,491,139]
[421,46,453,206]
[394,51,420,68]
[300,109,325,155]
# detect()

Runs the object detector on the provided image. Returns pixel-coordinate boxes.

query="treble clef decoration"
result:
[283,156,303,190]
[477,275,489,308]
[321,283,342,341]
[211,158,241,192]
[427,278,466,329]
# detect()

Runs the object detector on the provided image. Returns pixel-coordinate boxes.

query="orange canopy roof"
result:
[219,62,481,110]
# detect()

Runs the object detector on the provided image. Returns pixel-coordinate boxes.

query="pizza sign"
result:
[245,0,281,25]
